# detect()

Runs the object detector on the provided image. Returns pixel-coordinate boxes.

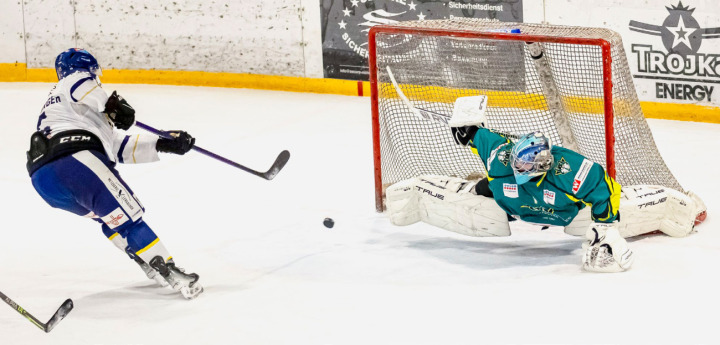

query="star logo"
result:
[668,15,691,49]
[335,0,423,55]
[629,1,720,56]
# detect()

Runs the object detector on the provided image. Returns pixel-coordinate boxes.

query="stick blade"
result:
[262,150,291,180]
[44,299,73,333]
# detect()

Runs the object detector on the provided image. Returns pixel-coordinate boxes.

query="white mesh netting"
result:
[372,19,682,210]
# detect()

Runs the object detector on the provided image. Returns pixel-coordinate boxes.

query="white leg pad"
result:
[565,185,705,238]
[386,175,510,237]
[619,186,702,237]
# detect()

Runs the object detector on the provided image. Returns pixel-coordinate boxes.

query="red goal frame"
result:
[369,25,616,212]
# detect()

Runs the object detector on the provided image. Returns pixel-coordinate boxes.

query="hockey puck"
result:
[323,217,335,228]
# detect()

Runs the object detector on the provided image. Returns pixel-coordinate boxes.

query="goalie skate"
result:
[149,256,203,299]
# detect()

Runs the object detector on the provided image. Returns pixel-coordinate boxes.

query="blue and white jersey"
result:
[36,72,159,164]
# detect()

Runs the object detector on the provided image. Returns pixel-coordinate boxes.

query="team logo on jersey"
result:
[554,157,572,175]
[543,190,556,205]
[520,205,555,214]
[488,143,511,170]
[503,183,518,198]
[497,149,511,166]
[101,207,128,229]
[572,159,593,194]
[628,2,720,102]
[520,205,573,223]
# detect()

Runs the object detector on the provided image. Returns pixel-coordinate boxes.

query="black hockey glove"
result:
[156,131,195,155]
[104,91,135,130]
[451,126,480,147]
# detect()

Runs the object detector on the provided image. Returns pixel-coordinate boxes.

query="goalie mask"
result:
[511,132,553,185]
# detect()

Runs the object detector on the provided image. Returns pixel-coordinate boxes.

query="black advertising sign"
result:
[320,0,524,80]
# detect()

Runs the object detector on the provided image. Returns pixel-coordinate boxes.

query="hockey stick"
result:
[386,66,450,125]
[135,121,290,180]
[386,66,519,140]
[0,291,73,333]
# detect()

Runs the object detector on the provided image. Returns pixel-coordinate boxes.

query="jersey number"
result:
[36,112,48,133]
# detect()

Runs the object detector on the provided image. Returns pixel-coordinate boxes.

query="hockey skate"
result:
[133,257,169,287]
[149,256,203,299]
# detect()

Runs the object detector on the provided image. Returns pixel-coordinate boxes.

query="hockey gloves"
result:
[156,131,195,155]
[582,223,634,273]
[451,126,479,147]
[104,91,135,130]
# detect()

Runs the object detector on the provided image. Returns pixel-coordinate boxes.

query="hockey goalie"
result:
[385,97,707,273]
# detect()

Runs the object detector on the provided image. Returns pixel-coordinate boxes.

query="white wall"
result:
[0,1,27,65]
[22,0,76,69]
[0,0,554,78]
[2,0,719,108]
[8,0,316,77]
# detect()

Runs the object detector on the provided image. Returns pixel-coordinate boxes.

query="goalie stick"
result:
[385,66,519,140]
[0,291,73,333]
[385,65,451,125]
[135,121,290,180]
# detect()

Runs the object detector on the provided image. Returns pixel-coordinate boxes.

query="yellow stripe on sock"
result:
[108,233,119,240]
[135,238,159,255]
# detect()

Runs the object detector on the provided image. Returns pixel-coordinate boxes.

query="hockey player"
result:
[27,48,203,298]
[385,102,706,273]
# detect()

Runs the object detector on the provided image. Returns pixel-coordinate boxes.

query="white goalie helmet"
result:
[510,132,554,184]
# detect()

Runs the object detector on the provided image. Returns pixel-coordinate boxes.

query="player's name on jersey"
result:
[44,96,61,108]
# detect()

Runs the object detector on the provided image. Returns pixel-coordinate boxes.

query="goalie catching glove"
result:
[449,96,489,147]
[582,222,634,273]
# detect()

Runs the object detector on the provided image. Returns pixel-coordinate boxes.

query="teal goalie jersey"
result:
[470,128,621,226]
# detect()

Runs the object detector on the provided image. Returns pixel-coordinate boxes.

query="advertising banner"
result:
[320,0,524,80]
[627,1,720,106]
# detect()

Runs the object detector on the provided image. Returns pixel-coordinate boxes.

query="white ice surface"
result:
[0,83,719,345]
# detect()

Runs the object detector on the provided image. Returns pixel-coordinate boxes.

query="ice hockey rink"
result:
[0,82,718,345]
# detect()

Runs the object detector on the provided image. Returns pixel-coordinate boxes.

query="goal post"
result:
[369,19,681,212]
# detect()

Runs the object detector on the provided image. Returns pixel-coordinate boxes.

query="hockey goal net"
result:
[370,19,683,211]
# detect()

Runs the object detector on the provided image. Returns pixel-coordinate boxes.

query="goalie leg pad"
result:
[617,186,702,238]
[566,186,705,238]
[386,175,510,237]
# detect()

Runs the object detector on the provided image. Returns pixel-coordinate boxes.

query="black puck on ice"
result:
[323,217,335,228]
